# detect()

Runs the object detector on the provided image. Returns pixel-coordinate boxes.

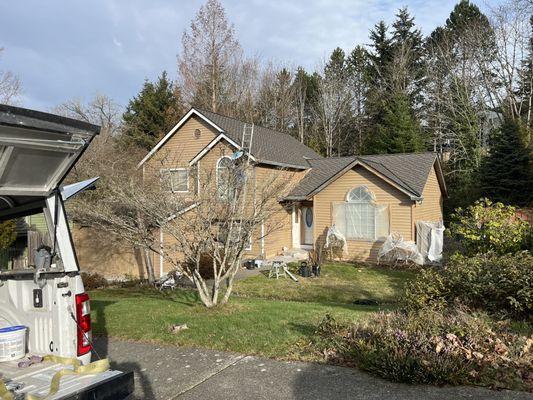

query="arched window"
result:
[346,186,375,203]
[333,186,389,240]
[217,156,233,198]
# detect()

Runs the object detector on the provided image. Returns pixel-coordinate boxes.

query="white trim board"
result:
[189,133,254,166]
[137,108,225,167]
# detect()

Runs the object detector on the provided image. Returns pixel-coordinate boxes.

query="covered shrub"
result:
[81,272,109,290]
[312,311,532,391]
[403,252,533,317]
[448,199,530,255]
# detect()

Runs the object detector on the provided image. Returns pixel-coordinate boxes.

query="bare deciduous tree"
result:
[71,151,294,307]
[0,48,22,105]
[178,0,242,113]
[313,63,352,157]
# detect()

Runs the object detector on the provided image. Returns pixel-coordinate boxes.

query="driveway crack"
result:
[168,355,247,399]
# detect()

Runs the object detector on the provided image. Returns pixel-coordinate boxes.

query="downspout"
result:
[260,221,265,257]
[159,227,164,277]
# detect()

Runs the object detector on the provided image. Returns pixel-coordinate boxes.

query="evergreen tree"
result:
[481,118,532,206]
[122,72,184,150]
[366,92,424,154]
[364,13,426,154]
[368,21,393,81]
[391,7,425,111]
[325,47,348,81]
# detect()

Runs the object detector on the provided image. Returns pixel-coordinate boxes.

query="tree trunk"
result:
[142,248,156,284]
[220,275,235,305]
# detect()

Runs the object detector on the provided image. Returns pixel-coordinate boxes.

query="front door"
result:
[301,206,313,245]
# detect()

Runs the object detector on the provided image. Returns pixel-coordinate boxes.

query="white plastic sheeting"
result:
[324,224,348,255]
[332,202,389,240]
[416,221,445,263]
[378,233,424,265]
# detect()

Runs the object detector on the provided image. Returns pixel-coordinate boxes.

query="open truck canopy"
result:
[0,104,100,274]
[0,105,134,399]
[0,104,99,220]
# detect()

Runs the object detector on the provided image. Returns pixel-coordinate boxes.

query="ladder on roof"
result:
[241,123,254,163]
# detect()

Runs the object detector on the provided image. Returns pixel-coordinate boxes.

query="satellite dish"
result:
[230,150,244,160]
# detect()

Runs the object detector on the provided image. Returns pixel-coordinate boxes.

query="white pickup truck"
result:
[0,105,134,399]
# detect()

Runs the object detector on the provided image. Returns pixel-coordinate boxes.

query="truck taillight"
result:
[75,293,92,356]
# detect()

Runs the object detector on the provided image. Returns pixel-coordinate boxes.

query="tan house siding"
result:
[146,116,218,172]
[72,226,147,280]
[414,165,443,223]
[254,165,302,258]
[313,165,413,262]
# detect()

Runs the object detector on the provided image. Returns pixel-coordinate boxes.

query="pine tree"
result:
[122,72,184,150]
[481,118,532,206]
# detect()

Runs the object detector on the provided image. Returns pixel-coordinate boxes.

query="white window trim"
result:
[216,156,233,197]
[161,167,189,193]
[244,236,253,251]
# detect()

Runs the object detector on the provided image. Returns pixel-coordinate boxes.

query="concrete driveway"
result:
[94,337,532,400]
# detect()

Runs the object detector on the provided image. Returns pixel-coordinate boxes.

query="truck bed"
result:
[0,358,133,399]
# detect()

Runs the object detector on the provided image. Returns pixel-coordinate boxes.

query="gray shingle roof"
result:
[197,109,321,168]
[286,152,438,200]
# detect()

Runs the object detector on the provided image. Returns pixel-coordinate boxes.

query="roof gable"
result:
[138,108,321,169]
[286,152,443,201]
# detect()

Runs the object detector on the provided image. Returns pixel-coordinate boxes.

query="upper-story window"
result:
[333,186,389,240]
[216,156,233,198]
[162,168,189,193]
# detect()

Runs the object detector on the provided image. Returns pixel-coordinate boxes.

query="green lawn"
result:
[233,262,415,304]
[90,263,415,359]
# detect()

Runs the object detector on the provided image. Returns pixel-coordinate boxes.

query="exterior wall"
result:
[313,165,413,262]
[145,116,218,173]
[156,130,302,269]
[254,165,298,258]
[72,226,147,280]
[414,165,443,223]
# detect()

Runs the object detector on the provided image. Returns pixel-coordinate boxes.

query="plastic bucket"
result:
[0,325,27,362]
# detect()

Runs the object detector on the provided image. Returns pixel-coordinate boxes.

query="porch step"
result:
[282,248,310,260]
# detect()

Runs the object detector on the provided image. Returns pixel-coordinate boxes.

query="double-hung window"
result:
[162,168,189,193]
[333,186,389,240]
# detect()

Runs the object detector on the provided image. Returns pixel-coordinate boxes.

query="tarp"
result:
[378,233,424,265]
[324,224,347,255]
[416,221,445,263]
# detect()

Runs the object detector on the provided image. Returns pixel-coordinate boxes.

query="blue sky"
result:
[0,0,495,112]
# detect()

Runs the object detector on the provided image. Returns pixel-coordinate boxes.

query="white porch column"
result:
[291,203,300,249]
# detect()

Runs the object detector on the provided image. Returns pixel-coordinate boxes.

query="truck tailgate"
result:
[0,359,133,399]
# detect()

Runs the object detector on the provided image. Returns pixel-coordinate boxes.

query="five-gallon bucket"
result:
[0,325,27,361]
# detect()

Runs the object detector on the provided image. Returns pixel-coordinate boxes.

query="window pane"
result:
[171,170,188,192]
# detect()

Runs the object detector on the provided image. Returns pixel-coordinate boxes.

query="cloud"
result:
[0,0,484,112]
[113,37,123,48]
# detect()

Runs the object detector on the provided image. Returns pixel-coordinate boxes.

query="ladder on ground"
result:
[241,123,254,163]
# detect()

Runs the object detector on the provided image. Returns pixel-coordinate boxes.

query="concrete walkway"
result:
[93,337,532,400]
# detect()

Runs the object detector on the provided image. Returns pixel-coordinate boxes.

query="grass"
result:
[90,288,377,359]
[90,263,415,359]
[233,262,415,304]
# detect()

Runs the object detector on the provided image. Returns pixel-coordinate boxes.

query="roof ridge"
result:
[196,108,296,139]
[361,151,436,158]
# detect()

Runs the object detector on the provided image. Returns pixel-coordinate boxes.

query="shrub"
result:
[81,272,109,290]
[448,199,530,255]
[403,252,533,318]
[312,311,532,391]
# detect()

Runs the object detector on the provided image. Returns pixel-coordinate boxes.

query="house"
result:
[138,108,447,276]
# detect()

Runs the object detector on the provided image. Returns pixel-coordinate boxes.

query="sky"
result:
[0,0,496,112]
